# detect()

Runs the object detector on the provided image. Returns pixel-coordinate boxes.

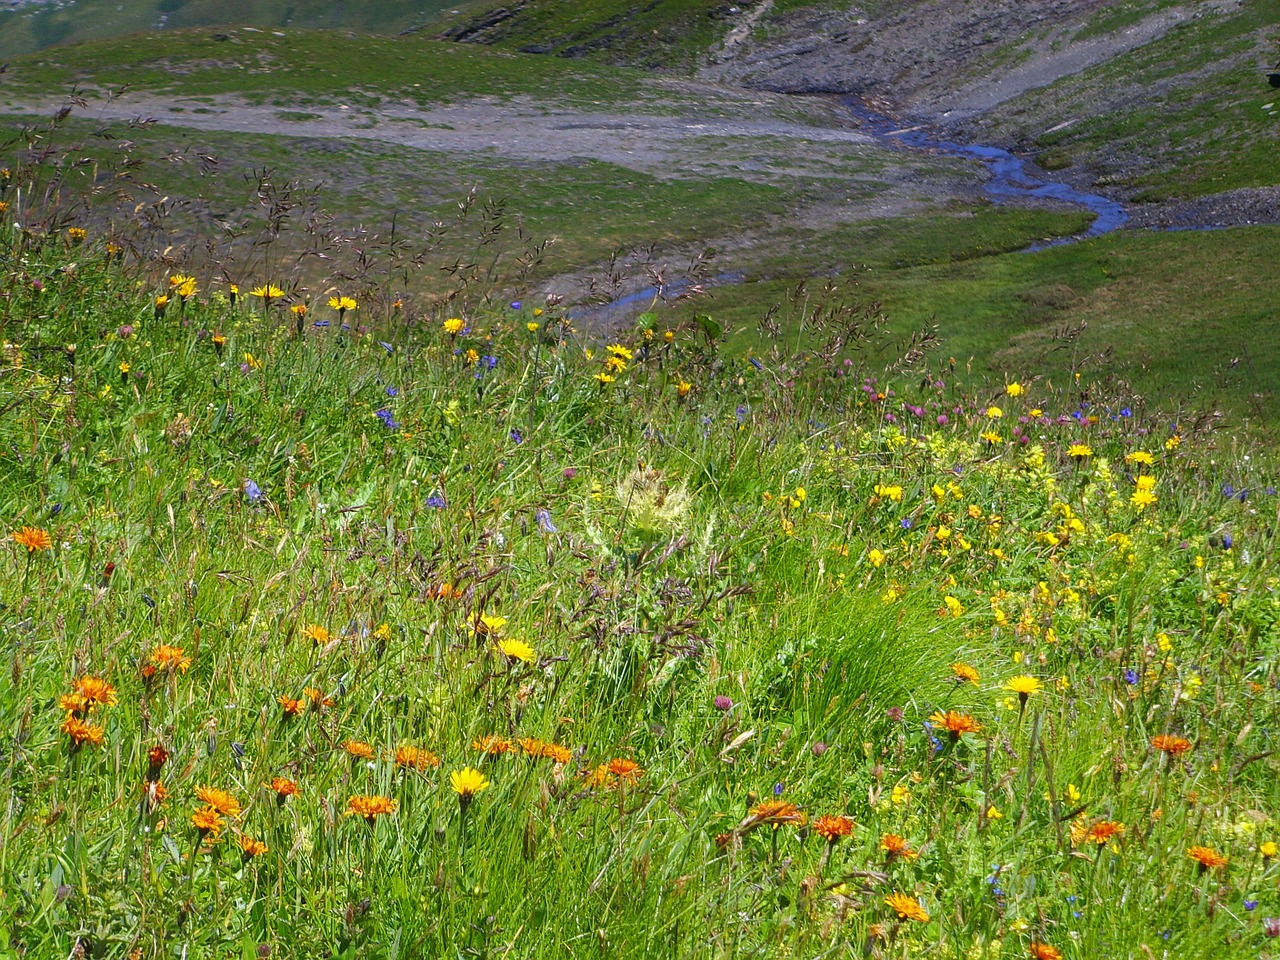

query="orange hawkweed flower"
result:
[149,645,192,672]
[606,758,643,781]
[238,835,268,859]
[928,710,981,740]
[194,786,241,817]
[518,738,571,763]
[344,740,375,761]
[59,693,89,718]
[748,801,805,829]
[542,742,572,764]
[303,687,334,710]
[1187,845,1228,870]
[346,794,396,824]
[880,833,920,862]
[1070,819,1125,847]
[812,815,855,843]
[146,745,169,781]
[11,526,52,552]
[583,764,614,789]
[61,716,105,748]
[883,891,929,923]
[267,776,299,801]
[1028,944,1063,960]
[191,805,224,839]
[1151,734,1192,756]
[472,735,515,755]
[949,662,980,685]
[71,676,118,709]
[394,745,441,771]
[278,695,304,717]
[141,780,168,812]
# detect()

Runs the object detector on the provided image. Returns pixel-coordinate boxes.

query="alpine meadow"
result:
[2,1,1280,958]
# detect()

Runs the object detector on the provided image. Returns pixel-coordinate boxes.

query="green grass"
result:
[0,29,653,108]
[0,0,459,60]
[4,204,1280,958]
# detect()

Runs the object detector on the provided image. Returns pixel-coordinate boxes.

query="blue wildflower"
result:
[748,357,763,371]
[900,517,913,530]
[773,782,785,797]
[385,385,399,397]
[536,509,557,534]
[510,429,523,444]
[1246,900,1259,911]
[1124,669,1139,685]
[425,494,446,509]
[243,479,263,503]
[375,408,399,430]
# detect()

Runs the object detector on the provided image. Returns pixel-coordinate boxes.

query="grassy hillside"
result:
[436,0,749,70]
[697,223,1280,422]
[0,0,459,60]
[976,0,1280,199]
[0,28,653,108]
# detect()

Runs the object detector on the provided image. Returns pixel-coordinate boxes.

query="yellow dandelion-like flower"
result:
[443,317,464,335]
[250,284,284,300]
[470,614,507,636]
[496,638,536,665]
[449,767,490,800]
[1003,675,1042,698]
[328,296,357,312]
[304,624,331,645]
[1006,382,1025,397]
[1067,443,1093,459]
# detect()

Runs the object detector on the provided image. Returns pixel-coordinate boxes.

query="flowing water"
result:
[842,97,1129,248]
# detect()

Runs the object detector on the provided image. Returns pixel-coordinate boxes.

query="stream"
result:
[579,96,1139,321]
[841,97,1129,247]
